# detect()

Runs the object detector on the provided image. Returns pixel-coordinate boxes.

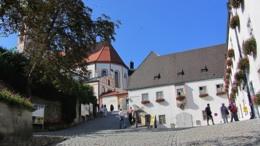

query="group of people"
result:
[205,102,239,125]
[118,107,136,129]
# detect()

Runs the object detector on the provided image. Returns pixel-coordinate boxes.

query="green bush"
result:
[0,89,33,111]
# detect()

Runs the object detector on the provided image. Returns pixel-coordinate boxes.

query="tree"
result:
[0,0,117,97]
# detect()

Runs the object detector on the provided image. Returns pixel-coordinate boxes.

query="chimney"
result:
[130,61,134,70]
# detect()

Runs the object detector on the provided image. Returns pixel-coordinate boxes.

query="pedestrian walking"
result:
[100,104,104,117]
[205,104,214,125]
[128,107,133,125]
[104,105,108,117]
[119,109,126,129]
[229,102,239,122]
[220,103,229,124]
[110,104,114,112]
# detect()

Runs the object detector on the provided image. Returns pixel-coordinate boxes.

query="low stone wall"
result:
[0,102,32,145]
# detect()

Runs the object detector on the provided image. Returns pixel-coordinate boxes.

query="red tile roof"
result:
[86,42,127,68]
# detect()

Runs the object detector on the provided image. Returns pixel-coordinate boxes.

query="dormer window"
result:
[201,66,208,72]
[177,69,185,76]
[154,73,161,80]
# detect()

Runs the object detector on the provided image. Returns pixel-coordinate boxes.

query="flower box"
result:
[176,95,186,101]
[141,100,150,104]
[155,98,165,103]
[199,93,208,98]
[216,91,226,96]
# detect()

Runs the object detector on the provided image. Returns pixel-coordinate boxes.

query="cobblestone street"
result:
[34,112,260,146]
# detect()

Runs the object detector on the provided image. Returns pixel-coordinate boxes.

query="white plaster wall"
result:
[96,63,128,89]
[86,64,96,78]
[128,85,175,128]
[129,78,229,128]
[184,79,229,126]
[227,0,260,118]
[101,96,119,111]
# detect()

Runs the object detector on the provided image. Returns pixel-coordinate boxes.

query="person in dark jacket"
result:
[205,104,214,125]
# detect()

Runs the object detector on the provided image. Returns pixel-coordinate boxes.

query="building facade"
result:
[128,45,229,128]
[225,0,260,120]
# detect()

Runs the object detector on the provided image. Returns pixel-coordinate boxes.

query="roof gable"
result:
[86,42,127,68]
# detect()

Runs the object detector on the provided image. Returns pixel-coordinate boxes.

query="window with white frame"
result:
[158,115,166,124]
[199,86,207,95]
[176,88,184,96]
[156,91,164,99]
[216,84,224,93]
[142,93,149,101]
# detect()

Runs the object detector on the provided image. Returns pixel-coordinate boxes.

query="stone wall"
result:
[0,102,32,145]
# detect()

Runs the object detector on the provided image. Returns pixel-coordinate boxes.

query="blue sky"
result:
[0,0,228,67]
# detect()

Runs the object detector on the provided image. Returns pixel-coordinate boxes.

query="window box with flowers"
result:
[156,98,165,103]
[141,100,150,104]
[238,57,250,71]
[230,0,243,8]
[141,93,150,104]
[155,91,165,103]
[227,49,235,58]
[230,15,240,29]
[226,59,233,66]
[216,84,226,96]
[199,86,208,98]
[243,37,257,57]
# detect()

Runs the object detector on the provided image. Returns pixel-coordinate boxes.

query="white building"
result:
[84,42,129,109]
[225,0,260,120]
[128,45,229,128]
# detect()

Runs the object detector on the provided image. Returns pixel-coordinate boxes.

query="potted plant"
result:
[141,100,150,104]
[243,37,257,57]
[234,71,244,85]
[226,68,232,74]
[230,15,240,29]
[156,97,165,103]
[226,73,231,80]
[229,92,236,99]
[230,0,242,8]
[231,86,238,95]
[227,49,235,58]
[254,94,260,105]
[226,59,233,66]
[238,57,250,71]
